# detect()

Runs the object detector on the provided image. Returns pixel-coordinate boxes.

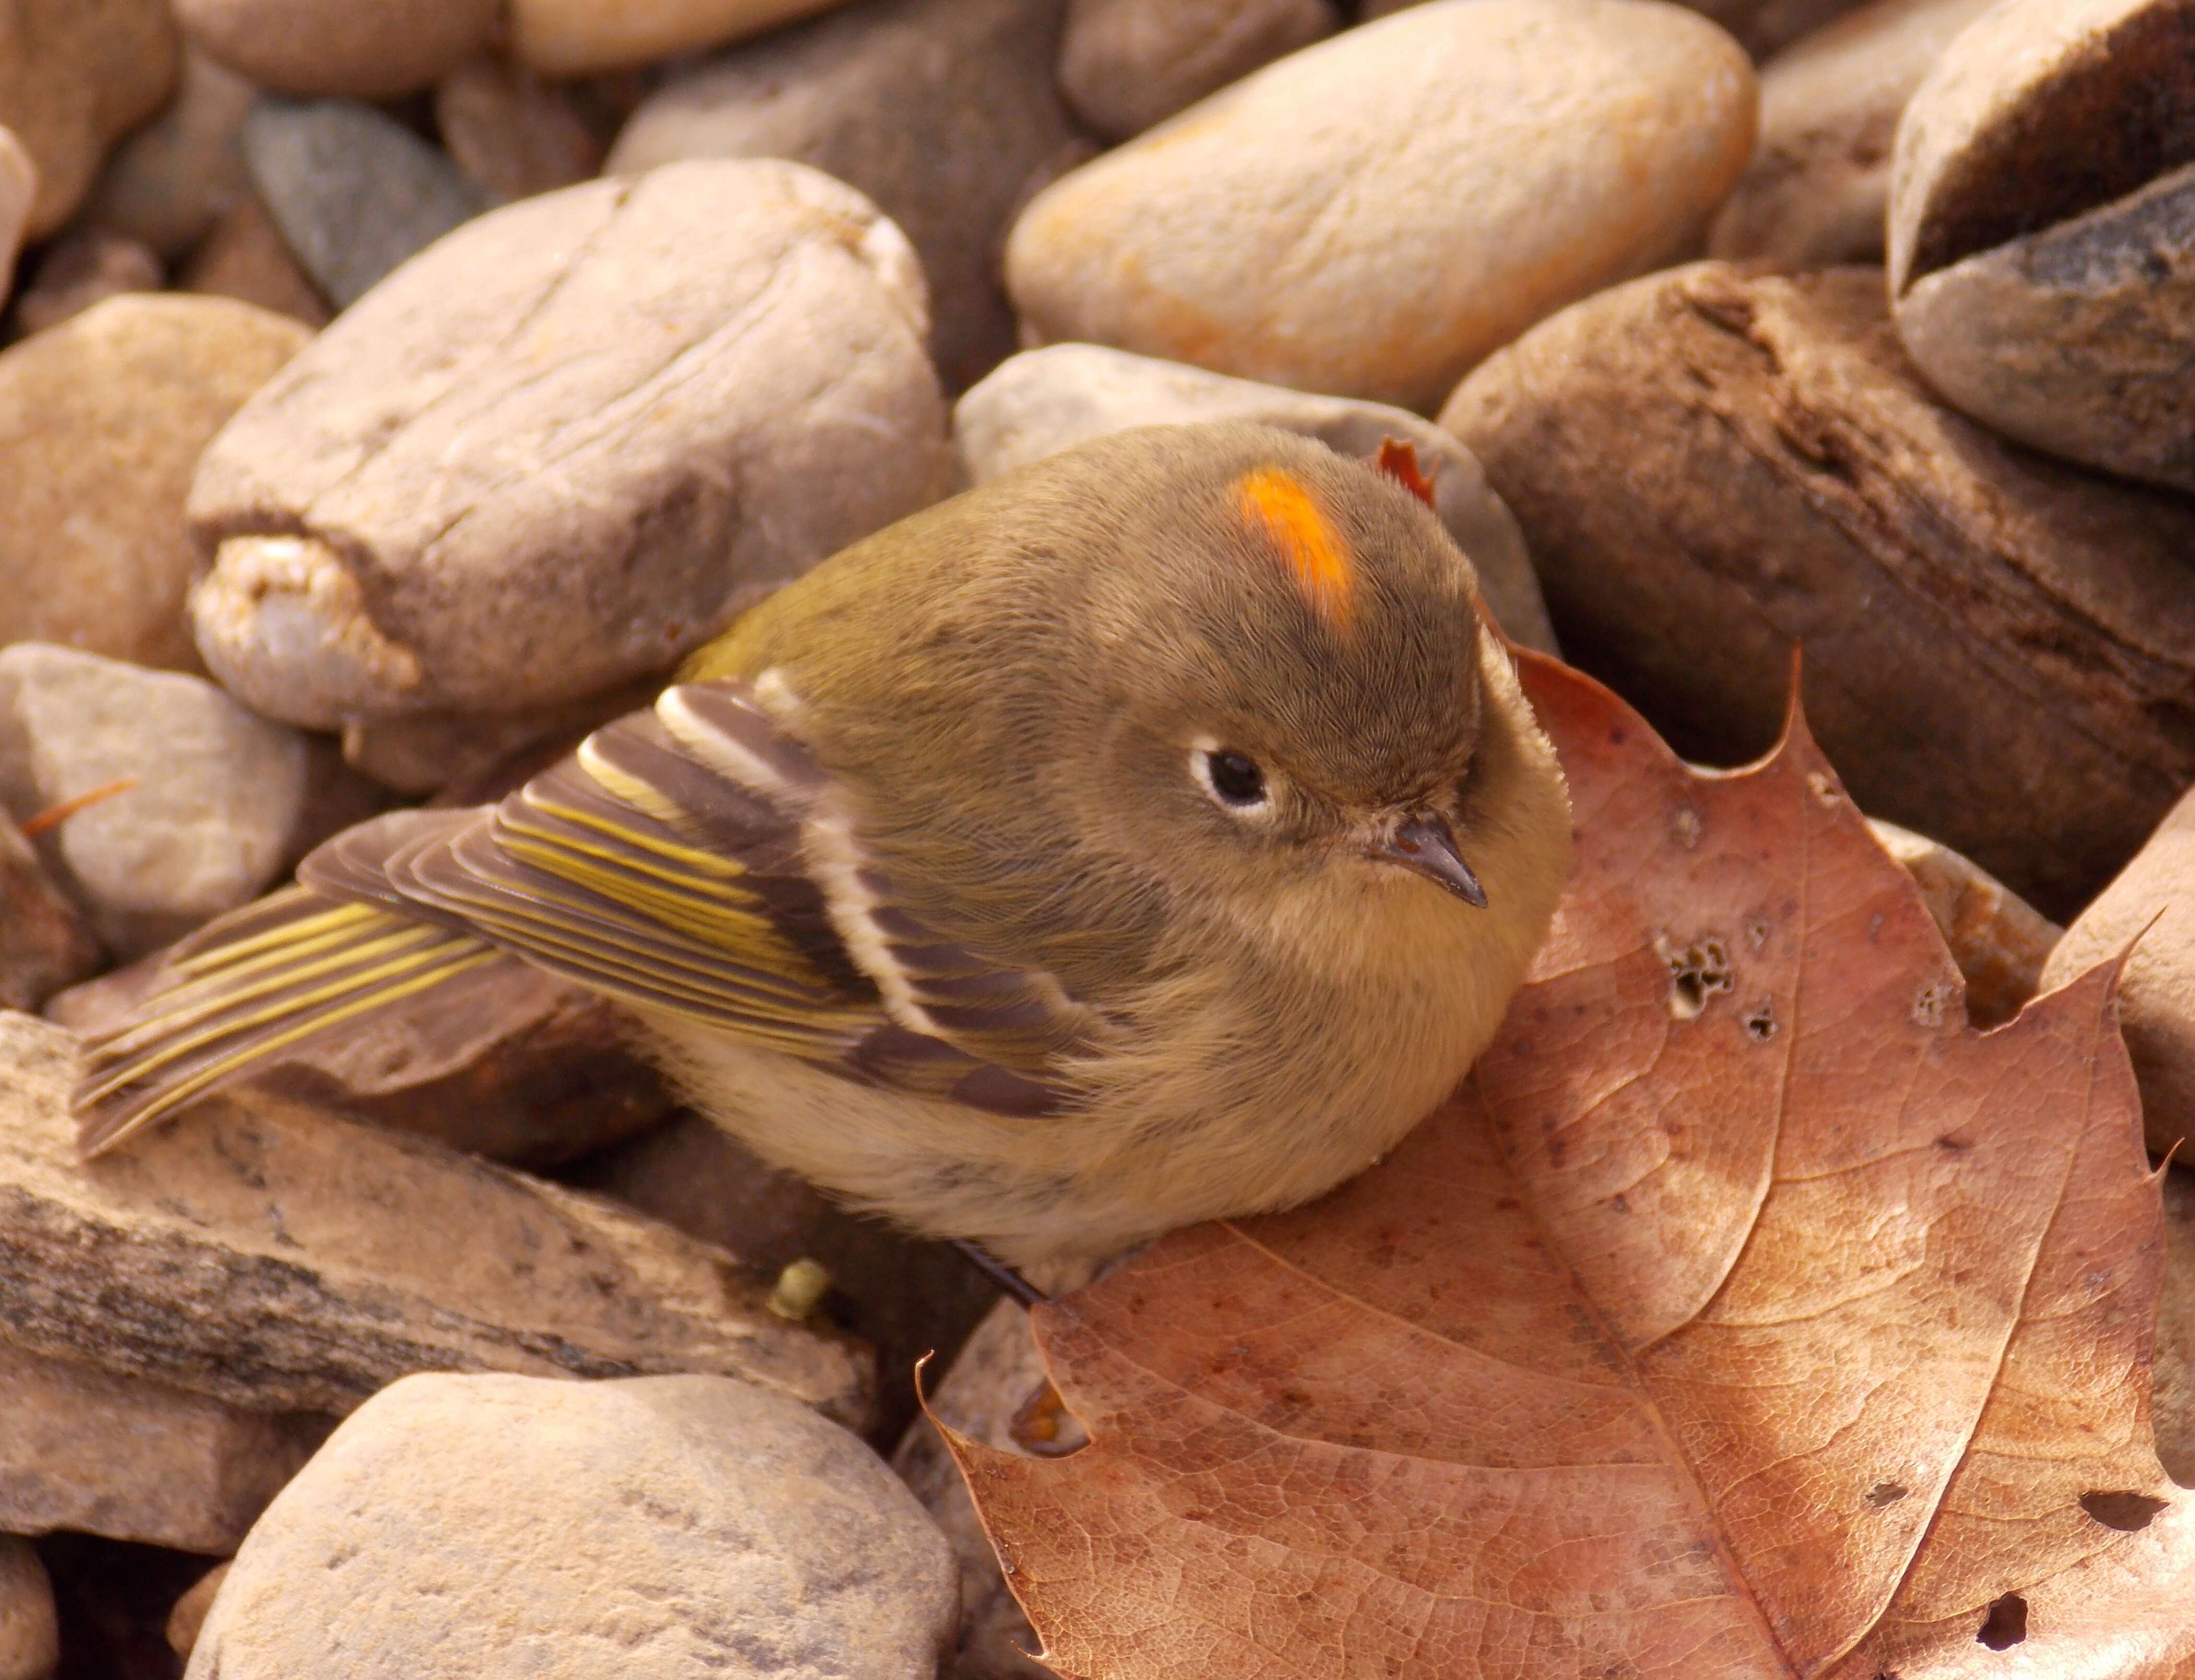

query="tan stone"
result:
[0,1338,326,1553]
[188,1372,958,1679]
[513,0,863,74]
[1707,0,1997,267]
[0,814,100,1014]
[1868,819,2060,1031]
[0,1537,56,1680]
[0,130,34,300]
[435,56,604,202]
[188,161,948,743]
[0,295,310,675]
[1363,0,1871,57]
[1440,263,2195,919]
[85,48,256,259]
[0,1010,872,1426]
[165,1564,228,1666]
[9,226,162,338]
[176,0,499,98]
[51,948,673,1170]
[607,0,1085,393]
[893,1300,1060,1680]
[0,0,178,238]
[1058,0,1338,141]
[2042,784,2195,1162]
[176,190,332,326]
[1007,0,1757,412]
[1888,0,2195,491]
[954,343,1556,653]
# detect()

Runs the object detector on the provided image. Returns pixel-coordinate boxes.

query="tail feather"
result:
[72,808,504,1158]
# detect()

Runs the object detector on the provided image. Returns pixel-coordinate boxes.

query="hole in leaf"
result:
[1009,1380,1090,1459]
[1976,1592,2027,1650]
[1743,998,1778,1042]
[2081,1489,2168,1531]
[1866,1481,1908,1507]
[1913,983,1947,1027]
[1659,936,1733,1021]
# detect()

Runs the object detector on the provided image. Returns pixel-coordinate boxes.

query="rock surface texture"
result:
[955,342,1556,653]
[1442,263,2195,919]
[0,646,318,959]
[435,56,605,201]
[2043,783,2195,1160]
[0,1011,871,1426]
[1708,0,1997,267]
[1888,0,2195,492]
[511,0,863,74]
[0,1539,57,1680]
[608,0,1084,393]
[0,1337,328,1553]
[186,1372,958,1679]
[84,47,256,258]
[175,0,500,97]
[187,160,948,774]
[0,0,178,238]
[0,295,308,677]
[1057,0,1338,141]
[1006,0,1757,411]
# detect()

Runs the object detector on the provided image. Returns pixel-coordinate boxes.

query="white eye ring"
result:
[1189,739,1271,816]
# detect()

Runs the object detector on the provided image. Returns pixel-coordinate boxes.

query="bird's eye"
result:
[1195,747,1268,811]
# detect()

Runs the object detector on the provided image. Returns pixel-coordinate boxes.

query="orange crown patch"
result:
[1233,468,1356,629]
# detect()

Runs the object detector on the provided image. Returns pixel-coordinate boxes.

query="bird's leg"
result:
[953,1239,1051,1307]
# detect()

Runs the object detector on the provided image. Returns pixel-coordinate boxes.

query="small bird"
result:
[74,423,1572,1288]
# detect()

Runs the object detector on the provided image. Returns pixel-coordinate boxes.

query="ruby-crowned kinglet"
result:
[75,423,1571,1286]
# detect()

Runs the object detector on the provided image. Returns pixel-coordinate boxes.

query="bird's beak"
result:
[1366,812,1488,908]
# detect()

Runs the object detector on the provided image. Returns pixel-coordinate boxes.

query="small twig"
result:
[18,778,140,838]
[954,1239,1049,1307]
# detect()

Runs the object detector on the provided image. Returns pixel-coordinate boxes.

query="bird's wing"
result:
[383,682,1095,1109]
[73,681,1089,1157]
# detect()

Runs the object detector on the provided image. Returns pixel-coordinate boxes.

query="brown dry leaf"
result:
[947,653,2191,1679]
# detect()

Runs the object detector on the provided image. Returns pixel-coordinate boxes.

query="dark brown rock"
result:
[0,814,101,1014]
[177,190,332,326]
[567,1110,999,1446]
[1440,262,2195,919]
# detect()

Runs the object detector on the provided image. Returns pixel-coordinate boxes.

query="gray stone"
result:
[0,1537,56,1680]
[0,645,317,959]
[955,344,1556,652]
[242,96,497,308]
[1058,0,1337,141]
[0,1009,872,1427]
[188,1371,959,1679]
[609,0,1085,392]
[188,160,948,763]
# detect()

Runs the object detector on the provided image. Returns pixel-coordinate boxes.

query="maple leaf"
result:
[947,653,2189,1679]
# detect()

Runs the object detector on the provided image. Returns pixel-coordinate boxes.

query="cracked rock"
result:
[187,158,949,788]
